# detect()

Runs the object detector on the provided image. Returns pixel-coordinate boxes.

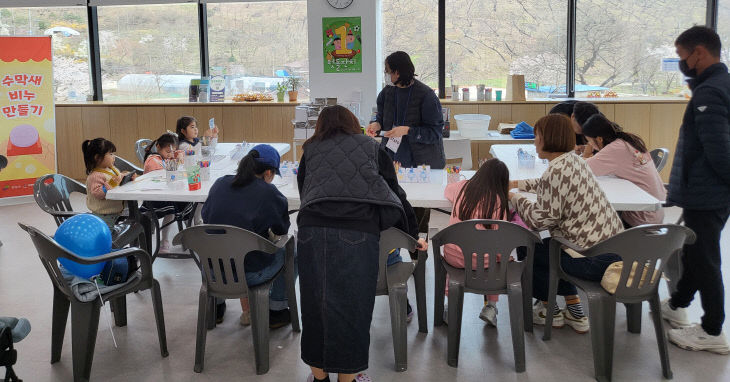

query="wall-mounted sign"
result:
[323,17,362,73]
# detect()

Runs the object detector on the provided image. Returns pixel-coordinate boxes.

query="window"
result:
[445,0,567,100]
[207,1,308,99]
[0,6,91,103]
[719,1,730,66]
[576,0,705,98]
[97,3,200,101]
[382,0,438,92]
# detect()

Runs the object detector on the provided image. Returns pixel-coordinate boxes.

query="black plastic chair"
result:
[432,220,541,372]
[543,225,696,382]
[649,148,669,173]
[375,228,427,371]
[113,156,143,175]
[173,225,299,375]
[19,223,168,382]
[32,174,144,250]
[0,326,20,382]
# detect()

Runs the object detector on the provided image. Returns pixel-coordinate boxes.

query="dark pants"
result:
[671,207,730,336]
[298,226,380,374]
[531,238,621,301]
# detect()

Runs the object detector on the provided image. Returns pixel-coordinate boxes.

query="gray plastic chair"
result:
[650,148,669,172]
[135,139,153,164]
[173,224,299,375]
[19,223,168,382]
[376,228,426,372]
[114,155,143,175]
[32,174,144,250]
[543,224,695,382]
[432,220,541,372]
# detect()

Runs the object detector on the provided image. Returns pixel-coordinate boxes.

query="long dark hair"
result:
[582,114,648,153]
[572,102,601,127]
[231,149,276,188]
[454,158,512,222]
[307,105,361,143]
[176,116,197,142]
[385,51,416,86]
[145,133,178,161]
[82,138,116,175]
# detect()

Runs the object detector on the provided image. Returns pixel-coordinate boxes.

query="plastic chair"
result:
[376,228,427,372]
[650,148,669,172]
[432,220,541,372]
[135,139,153,164]
[173,225,299,374]
[0,320,25,382]
[19,223,168,382]
[543,225,696,382]
[32,174,144,250]
[114,155,143,175]
[141,202,196,260]
[443,136,473,170]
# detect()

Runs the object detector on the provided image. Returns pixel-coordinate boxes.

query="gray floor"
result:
[2,199,730,382]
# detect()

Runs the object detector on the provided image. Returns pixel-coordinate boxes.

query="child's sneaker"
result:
[668,324,730,355]
[479,302,498,327]
[532,301,564,328]
[240,311,250,326]
[563,309,589,333]
[659,299,691,328]
[406,301,414,323]
[353,373,372,382]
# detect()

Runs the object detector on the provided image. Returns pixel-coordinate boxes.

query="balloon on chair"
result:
[54,214,112,278]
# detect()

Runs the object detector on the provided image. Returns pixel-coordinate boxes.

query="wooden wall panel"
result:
[220,106,253,142]
[614,104,651,141]
[55,107,85,179]
[595,103,615,120]
[81,106,110,140]
[108,107,139,164]
[136,107,167,140]
[478,104,512,129]
[192,106,224,141]
[650,104,686,181]
[511,104,547,125]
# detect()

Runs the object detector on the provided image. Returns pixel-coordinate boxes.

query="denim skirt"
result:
[297,226,380,374]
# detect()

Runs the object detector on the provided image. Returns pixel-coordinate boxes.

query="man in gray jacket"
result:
[662,26,730,354]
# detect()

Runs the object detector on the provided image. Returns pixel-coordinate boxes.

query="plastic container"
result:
[453,114,492,138]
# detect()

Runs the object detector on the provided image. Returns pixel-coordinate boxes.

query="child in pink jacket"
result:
[443,158,528,327]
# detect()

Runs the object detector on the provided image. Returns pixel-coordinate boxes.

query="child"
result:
[202,144,295,328]
[443,158,527,327]
[176,116,219,156]
[143,133,189,253]
[82,138,136,229]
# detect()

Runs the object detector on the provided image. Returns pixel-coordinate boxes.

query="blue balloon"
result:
[54,214,112,279]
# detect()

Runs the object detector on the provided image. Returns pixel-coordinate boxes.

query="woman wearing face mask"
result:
[366,51,446,169]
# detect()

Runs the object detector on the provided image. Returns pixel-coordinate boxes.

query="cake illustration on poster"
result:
[0,37,56,199]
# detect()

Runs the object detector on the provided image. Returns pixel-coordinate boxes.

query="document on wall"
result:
[386,136,402,153]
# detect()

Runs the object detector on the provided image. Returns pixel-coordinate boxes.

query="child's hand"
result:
[509,180,519,190]
[416,238,429,251]
[113,173,124,184]
[131,173,138,181]
[211,125,219,138]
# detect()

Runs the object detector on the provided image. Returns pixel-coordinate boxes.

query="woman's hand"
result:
[575,145,585,155]
[384,125,410,138]
[509,180,519,190]
[366,121,381,137]
[582,146,594,159]
[416,238,429,251]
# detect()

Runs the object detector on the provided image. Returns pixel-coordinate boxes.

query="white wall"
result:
[307,0,382,121]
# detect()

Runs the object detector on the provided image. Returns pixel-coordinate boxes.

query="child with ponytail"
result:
[581,114,666,226]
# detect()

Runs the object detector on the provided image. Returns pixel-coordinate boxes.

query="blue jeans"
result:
[531,238,621,301]
[387,248,402,266]
[298,226,380,374]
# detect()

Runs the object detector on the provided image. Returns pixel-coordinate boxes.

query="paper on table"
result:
[386,136,402,153]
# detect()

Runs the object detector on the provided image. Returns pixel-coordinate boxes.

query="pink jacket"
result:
[144,154,164,173]
[586,139,666,226]
[443,180,528,269]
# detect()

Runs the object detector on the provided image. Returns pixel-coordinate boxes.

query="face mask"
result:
[384,74,394,87]
[679,50,697,78]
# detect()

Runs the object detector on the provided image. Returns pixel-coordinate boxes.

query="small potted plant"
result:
[276,82,287,102]
[286,76,302,102]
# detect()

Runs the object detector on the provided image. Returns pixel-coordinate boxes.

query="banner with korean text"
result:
[0,37,56,199]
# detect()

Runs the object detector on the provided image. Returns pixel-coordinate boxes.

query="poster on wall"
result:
[322,17,362,73]
[0,37,56,199]
[209,66,226,102]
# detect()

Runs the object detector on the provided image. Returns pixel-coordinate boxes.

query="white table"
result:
[489,144,664,212]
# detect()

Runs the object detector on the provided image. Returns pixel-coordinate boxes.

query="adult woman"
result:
[366,51,445,169]
[297,105,427,382]
[509,114,624,334]
[582,114,666,227]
